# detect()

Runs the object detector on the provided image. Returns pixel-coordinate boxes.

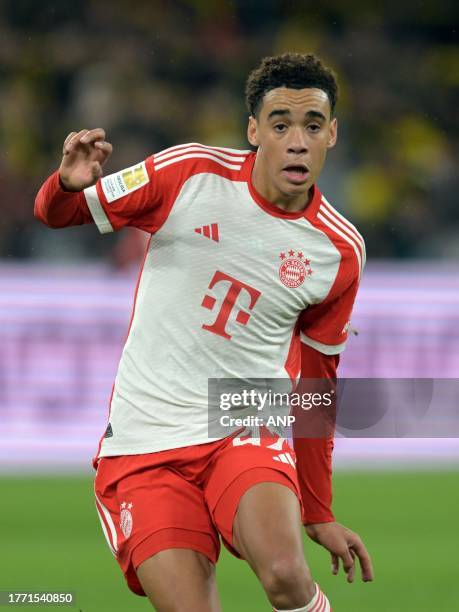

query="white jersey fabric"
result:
[83,144,365,458]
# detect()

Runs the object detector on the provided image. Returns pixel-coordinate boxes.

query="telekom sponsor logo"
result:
[201,270,261,340]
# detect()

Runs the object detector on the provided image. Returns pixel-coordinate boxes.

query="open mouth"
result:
[282,164,309,184]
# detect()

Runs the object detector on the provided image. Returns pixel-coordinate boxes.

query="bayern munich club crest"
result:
[120,501,133,538]
[279,250,313,288]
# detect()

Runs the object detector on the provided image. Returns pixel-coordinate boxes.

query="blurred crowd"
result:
[0,0,457,266]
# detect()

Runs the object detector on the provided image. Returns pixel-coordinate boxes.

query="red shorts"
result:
[94,434,300,596]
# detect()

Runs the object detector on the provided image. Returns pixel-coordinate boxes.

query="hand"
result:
[305,521,374,583]
[59,128,113,191]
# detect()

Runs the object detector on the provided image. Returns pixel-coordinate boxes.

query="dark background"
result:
[1,0,458,263]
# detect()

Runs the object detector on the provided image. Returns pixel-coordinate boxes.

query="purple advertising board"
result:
[0,262,458,470]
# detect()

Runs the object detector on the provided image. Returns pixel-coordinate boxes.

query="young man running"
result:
[35,53,373,611]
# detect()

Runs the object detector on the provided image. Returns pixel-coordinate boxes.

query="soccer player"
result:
[35,53,373,611]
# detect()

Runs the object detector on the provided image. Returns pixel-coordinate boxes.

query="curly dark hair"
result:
[245,52,338,117]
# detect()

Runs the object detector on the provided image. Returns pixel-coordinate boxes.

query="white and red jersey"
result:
[35,143,365,461]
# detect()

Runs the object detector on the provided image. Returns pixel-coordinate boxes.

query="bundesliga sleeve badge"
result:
[101,161,149,203]
[279,250,313,288]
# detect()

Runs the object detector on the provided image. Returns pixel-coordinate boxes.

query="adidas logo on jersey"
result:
[273,452,296,468]
[195,223,219,242]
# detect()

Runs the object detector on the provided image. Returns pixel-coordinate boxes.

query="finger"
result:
[340,549,355,583]
[331,553,339,575]
[347,549,356,583]
[80,128,106,144]
[346,558,355,583]
[349,539,374,582]
[94,141,113,154]
[64,129,89,153]
[62,131,77,153]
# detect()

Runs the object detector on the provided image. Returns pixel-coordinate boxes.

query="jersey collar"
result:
[242,152,322,221]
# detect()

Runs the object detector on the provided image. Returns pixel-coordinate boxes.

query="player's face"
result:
[247,87,337,208]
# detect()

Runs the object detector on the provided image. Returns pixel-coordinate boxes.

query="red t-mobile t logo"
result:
[201,271,261,340]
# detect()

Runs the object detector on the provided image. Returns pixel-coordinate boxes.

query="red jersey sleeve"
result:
[35,149,208,234]
[35,156,169,233]
[34,170,93,228]
[294,244,363,523]
[300,260,360,356]
[293,342,339,525]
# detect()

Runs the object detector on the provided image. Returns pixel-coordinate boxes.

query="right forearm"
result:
[34,170,92,228]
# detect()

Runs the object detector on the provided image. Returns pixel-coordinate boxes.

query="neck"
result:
[251,154,313,213]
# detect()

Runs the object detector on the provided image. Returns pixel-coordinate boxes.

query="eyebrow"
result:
[267,109,327,122]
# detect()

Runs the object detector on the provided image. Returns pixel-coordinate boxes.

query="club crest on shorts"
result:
[279,250,313,288]
[120,501,133,538]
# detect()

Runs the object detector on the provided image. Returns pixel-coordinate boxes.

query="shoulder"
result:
[313,193,366,279]
[151,143,251,182]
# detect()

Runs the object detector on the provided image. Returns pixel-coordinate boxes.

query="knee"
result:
[259,554,315,608]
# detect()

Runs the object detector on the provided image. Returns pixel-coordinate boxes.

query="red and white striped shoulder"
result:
[316,195,366,278]
[152,142,251,173]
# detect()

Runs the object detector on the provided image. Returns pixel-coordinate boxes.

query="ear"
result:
[327,117,338,149]
[247,115,259,147]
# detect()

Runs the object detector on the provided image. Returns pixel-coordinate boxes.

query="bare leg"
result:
[233,482,315,610]
[136,548,221,612]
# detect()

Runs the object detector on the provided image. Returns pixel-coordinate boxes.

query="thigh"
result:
[232,481,304,568]
[95,455,220,597]
[207,436,314,605]
[137,548,221,612]
[231,481,315,609]
[205,434,302,556]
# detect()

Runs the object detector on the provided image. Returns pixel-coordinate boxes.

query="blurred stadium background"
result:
[1,0,458,610]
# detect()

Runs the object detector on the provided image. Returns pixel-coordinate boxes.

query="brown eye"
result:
[274,124,287,132]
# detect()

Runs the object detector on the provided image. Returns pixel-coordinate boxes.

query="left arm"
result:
[294,319,374,583]
[293,342,337,526]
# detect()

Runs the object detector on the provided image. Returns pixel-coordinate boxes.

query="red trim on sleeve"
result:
[300,276,359,350]
[301,203,363,349]
[34,170,92,228]
[293,342,339,525]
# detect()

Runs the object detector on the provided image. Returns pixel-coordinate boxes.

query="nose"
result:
[287,127,308,154]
